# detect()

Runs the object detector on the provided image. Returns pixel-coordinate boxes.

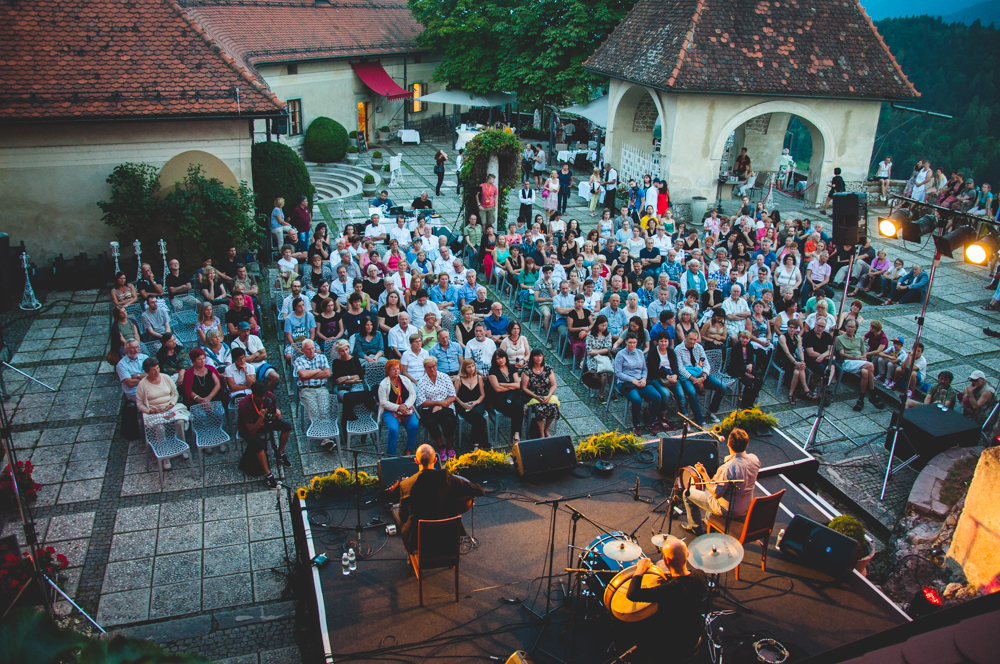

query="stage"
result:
[296,438,907,663]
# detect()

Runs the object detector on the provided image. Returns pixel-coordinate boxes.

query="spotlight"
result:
[877,210,909,237]
[902,213,938,243]
[966,234,1000,265]
[909,587,943,618]
[934,225,978,258]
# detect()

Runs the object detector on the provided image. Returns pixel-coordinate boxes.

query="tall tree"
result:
[408,0,636,106]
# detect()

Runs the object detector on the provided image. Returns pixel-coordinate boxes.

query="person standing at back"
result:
[557,162,574,215]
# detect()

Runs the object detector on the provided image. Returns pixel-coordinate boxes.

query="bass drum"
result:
[578,532,645,597]
[603,565,661,622]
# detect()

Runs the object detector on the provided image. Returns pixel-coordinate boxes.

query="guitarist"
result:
[398,444,485,555]
[627,540,708,661]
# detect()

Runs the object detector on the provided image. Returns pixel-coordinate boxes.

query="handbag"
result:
[434,163,445,174]
[593,355,613,374]
[541,189,549,198]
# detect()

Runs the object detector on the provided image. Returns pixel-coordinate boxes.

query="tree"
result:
[303,116,349,163]
[97,163,162,248]
[251,141,314,215]
[408,0,636,106]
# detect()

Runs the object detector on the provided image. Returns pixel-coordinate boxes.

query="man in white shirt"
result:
[653,227,672,253]
[448,257,467,284]
[547,253,567,285]
[406,290,441,329]
[364,214,387,243]
[280,281,314,321]
[434,246,453,276]
[722,284,751,339]
[332,249,361,281]
[602,162,617,214]
[805,250,833,302]
[387,313,415,358]
[229,323,280,390]
[463,322,497,374]
[389,215,413,248]
[330,266,351,306]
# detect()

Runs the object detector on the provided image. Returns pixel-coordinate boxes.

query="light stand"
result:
[18,253,41,311]
[0,395,104,631]
[110,241,121,274]
[133,239,142,282]
[158,239,168,285]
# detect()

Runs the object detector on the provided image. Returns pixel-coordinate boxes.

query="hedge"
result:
[250,141,314,216]
[304,117,349,163]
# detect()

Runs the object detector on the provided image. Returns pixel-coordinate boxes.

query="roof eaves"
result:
[167,0,286,111]
[245,44,423,66]
[853,0,919,98]
[666,0,707,88]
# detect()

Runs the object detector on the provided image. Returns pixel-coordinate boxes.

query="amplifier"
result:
[657,434,720,478]
[778,515,860,578]
[885,405,980,468]
[511,436,577,478]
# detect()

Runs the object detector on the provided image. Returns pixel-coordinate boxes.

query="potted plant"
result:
[0,546,68,610]
[346,145,359,163]
[575,431,643,461]
[711,407,779,439]
[828,515,875,576]
[298,468,379,500]
[348,130,358,148]
[444,450,512,480]
[361,173,377,197]
[1,461,42,509]
[371,150,383,168]
[383,164,390,173]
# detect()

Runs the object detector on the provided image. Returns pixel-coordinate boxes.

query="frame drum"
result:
[602,565,661,622]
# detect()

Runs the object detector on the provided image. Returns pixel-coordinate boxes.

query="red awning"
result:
[351,62,412,100]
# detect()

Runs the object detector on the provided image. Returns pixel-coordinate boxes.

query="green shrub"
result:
[383,164,390,172]
[363,174,375,184]
[372,151,382,159]
[347,145,358,154]
[349,130,358,138]
[250,141,314,217]
[303,117,349,163]
[380,125,391,132]
[829,515,869,555]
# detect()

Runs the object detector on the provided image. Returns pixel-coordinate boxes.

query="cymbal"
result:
[603,539,643,562]
[651,533,680,548]
[687,533,744,574]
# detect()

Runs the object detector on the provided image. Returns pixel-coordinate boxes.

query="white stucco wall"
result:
[0,119,251,263]
[605,81,883,206]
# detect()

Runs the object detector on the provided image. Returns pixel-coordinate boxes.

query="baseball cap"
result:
[892,336,904,344]
[237,321,251,331]
[969,370,986,380]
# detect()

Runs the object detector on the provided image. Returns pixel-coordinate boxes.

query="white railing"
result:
[620,143,659,185]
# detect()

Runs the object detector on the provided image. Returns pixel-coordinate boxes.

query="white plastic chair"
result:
[142,412,191,488]
[190,402,233,476]
[346,402,381,452]
[299,389,344,467]
[389,155,404,186]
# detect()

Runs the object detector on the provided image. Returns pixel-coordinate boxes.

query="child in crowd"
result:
[276,245,298,289]
[875,335,904,382]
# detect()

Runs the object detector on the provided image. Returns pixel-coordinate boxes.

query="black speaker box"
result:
[377,455,439,499]
[883,404,980,468]
[511,436,577,477]
[657,434,720,477]
[778,515,860,578]
[831,192,868,245]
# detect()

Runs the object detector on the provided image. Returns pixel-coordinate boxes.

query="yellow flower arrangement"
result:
[711,407,778,439]
[299,468,380,499]
[575,431,643,461]
[443,449,512,475]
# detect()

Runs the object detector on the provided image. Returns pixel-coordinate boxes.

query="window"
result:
[410,83,424,114]
[287,99,303,136]
[286,63,298,75]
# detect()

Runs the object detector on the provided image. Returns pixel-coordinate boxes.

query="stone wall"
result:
[947,446,1000,590]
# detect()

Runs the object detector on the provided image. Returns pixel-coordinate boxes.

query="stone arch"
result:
[158,150,239,192]
[607,82,664,180]
[711,101,834,204]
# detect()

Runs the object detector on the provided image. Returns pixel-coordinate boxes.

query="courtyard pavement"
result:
[0,136,995,662]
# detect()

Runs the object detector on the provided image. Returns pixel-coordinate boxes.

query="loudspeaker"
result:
[273,115,289,135]
[778,515,859,578]
[377,455,440,499]
[657,435,720,478]
[884,405,981,468]
[511,436,577,477]
[831,192,868,245]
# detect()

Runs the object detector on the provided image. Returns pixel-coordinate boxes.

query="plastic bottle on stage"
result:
[348,548,357,572]
[342,553,351,576]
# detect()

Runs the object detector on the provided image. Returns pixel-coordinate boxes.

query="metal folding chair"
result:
[346,402,380,452]
[299,389,344,467]
[190,401,233,476]
[142,412,192,489]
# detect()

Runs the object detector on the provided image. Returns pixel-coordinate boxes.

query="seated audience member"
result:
[727,330,765,408]
[165,259,199,311]
[803,251,833,303]
[238,382,293,488]
[453,358,489,449]
[110,305,141,357]
[614,332,663,435]
[111,271,139,308]
[203,330,232,372]
[387,312,416,359]
[887,342,927,397]
[675,329,725,424]
[429,328,461,375]
[230,322,280,390]
[521,349,560,438]
[156,332,190,384]
[416,357,458,461]
[225,289,257,339]
[875,335,905,383]
[135,357,190,454]
[401,334,430,383]
[482,302,511,342]
[464,323,498,375]
[141,294,171,341]
[225,347,254,398]
[379,360,420,455]
[883,265,928,306]
[802,316,835,394]
[776,319,810,403]
[836,319,883,411]
[804,301,836,333]
[295,338,333,395]
[181,348,223,409]
[117,340,149,404]
[283,297,317,362]
[908,370,957,409]
[961,370,995,424]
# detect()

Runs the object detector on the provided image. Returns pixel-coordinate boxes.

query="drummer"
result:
[627,539,708,658]
[681,428,760,536]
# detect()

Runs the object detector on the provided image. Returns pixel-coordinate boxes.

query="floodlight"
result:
[965,234,1000,265]
[933,225,978,259]
[877,210,909,238]
[902,213,938,243]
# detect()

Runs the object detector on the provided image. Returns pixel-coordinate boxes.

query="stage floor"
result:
[300,453,908,663]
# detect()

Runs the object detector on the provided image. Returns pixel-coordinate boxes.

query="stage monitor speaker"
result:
[831,192,868,245]
[377,455,440,498]
[657,435,720,478]
[883,405,981,468]
[778,515,859,578]
[511,436,577,478]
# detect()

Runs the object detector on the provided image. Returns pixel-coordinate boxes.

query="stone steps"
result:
[304,162,383,202]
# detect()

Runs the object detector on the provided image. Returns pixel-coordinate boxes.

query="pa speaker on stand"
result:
[831,192,868,246]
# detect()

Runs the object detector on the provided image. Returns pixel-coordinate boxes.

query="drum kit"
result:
[572,529,744,624]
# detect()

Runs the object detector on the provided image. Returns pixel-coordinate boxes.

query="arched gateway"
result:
[587,0,917,208]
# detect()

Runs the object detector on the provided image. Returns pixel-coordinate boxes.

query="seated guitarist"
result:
[681,428,760,536]
[398,444,485,555]
[627,539,708,659]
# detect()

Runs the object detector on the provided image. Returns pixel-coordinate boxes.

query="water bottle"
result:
[341,553,350,576]
[348,548,357,572]
[776,528,786,550]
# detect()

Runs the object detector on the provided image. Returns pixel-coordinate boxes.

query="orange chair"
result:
[408,515,462,606]
[706,489,785,580]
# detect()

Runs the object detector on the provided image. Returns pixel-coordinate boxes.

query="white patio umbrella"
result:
[561,95,608,128]
[417,89,517,107]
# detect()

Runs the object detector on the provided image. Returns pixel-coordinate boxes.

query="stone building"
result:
[585,0,918,206]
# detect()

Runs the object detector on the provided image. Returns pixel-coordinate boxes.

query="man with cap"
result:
[961,370,995,424]
[230,322,280,391]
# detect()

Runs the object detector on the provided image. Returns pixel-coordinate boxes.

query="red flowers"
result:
[0,546,69,597]
[0,460,42,508]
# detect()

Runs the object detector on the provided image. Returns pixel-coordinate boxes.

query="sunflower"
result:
[296,487,309,500]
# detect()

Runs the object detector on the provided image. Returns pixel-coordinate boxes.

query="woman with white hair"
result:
[623,292,647,326]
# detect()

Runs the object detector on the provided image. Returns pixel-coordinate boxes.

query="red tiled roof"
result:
[181,0,423,69]
[586,0,918,101]
[0,0,284,121]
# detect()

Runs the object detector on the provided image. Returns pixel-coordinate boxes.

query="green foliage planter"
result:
[304,117,349,163]
[371,150,384,168]
[250,140,314,216]
[346,145,359,163]
[361,173,377,196]
[444,450,512,478]
[828,514,874,575]
[711,407,779,439]
[576,431,643,461]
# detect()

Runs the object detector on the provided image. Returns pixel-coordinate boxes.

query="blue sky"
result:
[860,0,981,20]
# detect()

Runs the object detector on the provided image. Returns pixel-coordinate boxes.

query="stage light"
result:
[966,234,1000,265]
[909,587,943,618]
[934,225,978,258]
[877,210,909,237]
[902,213,938,243]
